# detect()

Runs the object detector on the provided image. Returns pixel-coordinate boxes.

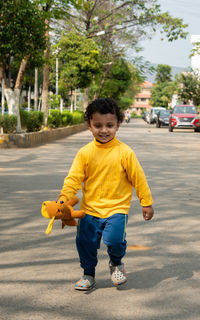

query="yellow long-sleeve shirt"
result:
[59,136,153,218]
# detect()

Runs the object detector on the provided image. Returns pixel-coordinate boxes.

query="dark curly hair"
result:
[84,98,124,124]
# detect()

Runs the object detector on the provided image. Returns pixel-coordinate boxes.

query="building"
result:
[191,35,200,73]
[131,80,153,114]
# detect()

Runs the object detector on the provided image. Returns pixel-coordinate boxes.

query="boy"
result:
[59,98,154,290]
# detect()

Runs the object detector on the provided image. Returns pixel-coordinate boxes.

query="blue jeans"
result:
[76,213,128,277]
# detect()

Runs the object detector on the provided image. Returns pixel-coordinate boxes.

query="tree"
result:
[150,82,176,108]
[0,0,46,131]
[37,0,79,125]
[53,31,100,92]
[150,64,175,108]
[176,71,200,106]
[61,0,188,101]
[93,58,132,103]
[155,64,172,83]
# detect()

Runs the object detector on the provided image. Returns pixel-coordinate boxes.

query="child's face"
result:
[89,112,120,144]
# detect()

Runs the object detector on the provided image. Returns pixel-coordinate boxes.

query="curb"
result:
[0,123,88,148]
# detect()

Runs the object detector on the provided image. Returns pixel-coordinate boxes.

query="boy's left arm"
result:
[142,206,154,221]
[124,149,154,219]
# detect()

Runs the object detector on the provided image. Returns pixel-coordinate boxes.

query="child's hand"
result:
[142,206,154,221]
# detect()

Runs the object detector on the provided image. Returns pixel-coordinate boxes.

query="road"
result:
[0,119,200,320]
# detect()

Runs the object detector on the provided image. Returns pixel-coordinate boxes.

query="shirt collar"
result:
[94,136,118,148]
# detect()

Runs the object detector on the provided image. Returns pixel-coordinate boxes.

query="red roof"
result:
[141,81,153,88]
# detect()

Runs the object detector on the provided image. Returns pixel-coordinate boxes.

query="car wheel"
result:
[194,128,200,132]
[156,121,160,128]
[169,125,173,132]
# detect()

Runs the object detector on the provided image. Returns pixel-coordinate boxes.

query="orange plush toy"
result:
[41,196,85,235]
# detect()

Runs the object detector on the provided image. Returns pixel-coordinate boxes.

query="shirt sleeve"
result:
[123,149,153,207]
[59,149,86,201]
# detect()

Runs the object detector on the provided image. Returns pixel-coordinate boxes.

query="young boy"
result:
[58,98,154,290]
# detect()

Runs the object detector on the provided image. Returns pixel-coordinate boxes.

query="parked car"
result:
[156,109,170,127]
[169,105,200,132]
[147,107,165,124]
[142,111,148,122]
[0,108,8,115]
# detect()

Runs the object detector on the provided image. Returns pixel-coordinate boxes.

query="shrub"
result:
[47,109,62,128]
[61,111,73,126]
[119,97,133,110]
[20,109,29,128]
[71,111,84,125]
[0,114,17,133]
[26,111,44,132]
[131,112,140,118]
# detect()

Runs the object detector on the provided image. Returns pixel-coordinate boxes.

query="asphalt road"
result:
[0,119,200,320]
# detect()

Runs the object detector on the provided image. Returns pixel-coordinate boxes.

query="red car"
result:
[169,105,200,132]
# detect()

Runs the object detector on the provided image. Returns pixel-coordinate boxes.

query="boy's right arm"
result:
[59,150,85,202]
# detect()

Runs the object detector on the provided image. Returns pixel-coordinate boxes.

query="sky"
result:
[137,0,200,69]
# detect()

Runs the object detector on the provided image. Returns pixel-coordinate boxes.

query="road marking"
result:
[127,245,150,251]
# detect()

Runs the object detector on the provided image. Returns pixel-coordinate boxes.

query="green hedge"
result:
[0,110,84,133]
[71,111,84,124]
[61,111,73,126]
[0,114,17,133]
[47,110,62,128]
[26,111,44,132]
[48,110,84,128]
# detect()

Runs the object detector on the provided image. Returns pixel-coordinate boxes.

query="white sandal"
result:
[109,262,127,285]
[75,275,95,291]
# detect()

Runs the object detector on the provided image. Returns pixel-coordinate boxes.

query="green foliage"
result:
[150,82,176,108]
[26,111,44,132]
[71,111,84,125]
[48,110,62,128]
[48,94,61,109]
[176,71,200,106]
[100,59,132,101]
[51,31,101,92]
[20,109,29,128]
[155,64,172,83]
[131,112,140,118]
[48,109,84,128]
[0,0,46,62]
[61,111,73,126]
[0,114,17,133]
[150,64,175,108]
[118,97,133,110]
[156,12,188,41]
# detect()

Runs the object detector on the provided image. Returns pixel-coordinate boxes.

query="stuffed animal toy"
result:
[41,196,85,235]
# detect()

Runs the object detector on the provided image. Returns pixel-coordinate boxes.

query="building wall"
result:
[131,81,153,114]
[191,35,200,73]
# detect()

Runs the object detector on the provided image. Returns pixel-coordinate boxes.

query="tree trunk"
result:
[34,68,38,110]
[4,88,21,132]
[28,85,31,111]
[41,19,50,127]
[60,98,63,113]
[74,89,77,110]
[84,87,89,111]
[4,56,28,132]
[93,63,113,100]
[70,89,73,113]
[0,62,3,86]
[4,88,18,115]
[1,78,5,115]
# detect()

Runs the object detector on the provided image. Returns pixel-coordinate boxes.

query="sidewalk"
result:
[0,119,200,320]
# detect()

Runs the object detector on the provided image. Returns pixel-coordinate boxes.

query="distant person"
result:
[125,110,131,123]
[58,98,154,290]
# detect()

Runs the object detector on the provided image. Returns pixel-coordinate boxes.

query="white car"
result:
[147,107,165,124]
